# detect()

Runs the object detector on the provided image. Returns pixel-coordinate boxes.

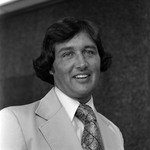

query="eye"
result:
[83,50,95,56]
[62,52,74,58]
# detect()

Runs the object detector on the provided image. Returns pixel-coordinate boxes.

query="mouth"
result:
[73,74,90,79]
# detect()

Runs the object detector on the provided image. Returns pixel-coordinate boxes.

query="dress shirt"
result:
[54,87,96,142]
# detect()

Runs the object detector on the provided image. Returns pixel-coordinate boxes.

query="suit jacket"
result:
[0,88,124,150]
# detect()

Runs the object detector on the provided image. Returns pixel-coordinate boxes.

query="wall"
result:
[0,0,150,149]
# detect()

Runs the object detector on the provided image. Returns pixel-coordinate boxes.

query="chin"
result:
[75,89,92,96]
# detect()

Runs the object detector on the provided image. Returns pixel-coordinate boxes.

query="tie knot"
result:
[75,104,97,124]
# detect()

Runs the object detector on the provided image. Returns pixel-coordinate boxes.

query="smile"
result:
[74,74,89,79]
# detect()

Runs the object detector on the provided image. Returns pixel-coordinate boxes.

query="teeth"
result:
[75,75,88,79]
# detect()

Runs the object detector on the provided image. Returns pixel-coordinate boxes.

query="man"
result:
[0,17,124,150]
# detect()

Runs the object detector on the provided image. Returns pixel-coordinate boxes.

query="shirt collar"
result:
[54,87,95,122]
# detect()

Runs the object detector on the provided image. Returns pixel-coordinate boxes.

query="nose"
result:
[75,54,88,70]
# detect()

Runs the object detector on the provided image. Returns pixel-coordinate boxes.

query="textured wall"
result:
[0,0,150,149]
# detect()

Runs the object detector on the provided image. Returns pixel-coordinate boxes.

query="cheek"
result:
[54,66,65,77]
[94,67,100,79]
[54,62,72,78]
[92,61,101,79]
[92,63,101,83]
[92,57,101,71]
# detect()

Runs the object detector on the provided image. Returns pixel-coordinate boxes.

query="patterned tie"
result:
[75,104,104,150]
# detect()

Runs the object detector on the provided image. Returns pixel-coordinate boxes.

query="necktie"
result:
[75,104,104,150]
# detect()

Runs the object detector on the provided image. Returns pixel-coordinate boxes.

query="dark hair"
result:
[33,17,112,85]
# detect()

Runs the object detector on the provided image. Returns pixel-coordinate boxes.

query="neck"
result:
[74,96,92,104]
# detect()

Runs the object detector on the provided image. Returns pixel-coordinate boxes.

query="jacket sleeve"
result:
[0,108,27,150]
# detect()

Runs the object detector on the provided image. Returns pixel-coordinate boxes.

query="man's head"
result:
[33,17,112,102]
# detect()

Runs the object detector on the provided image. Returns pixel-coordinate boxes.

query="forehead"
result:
[54,32,97,53]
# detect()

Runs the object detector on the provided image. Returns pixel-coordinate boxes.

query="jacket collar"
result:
[95,112,124,150]
[35,88,123,150]
[35,88,83,150]
[35,88,62,120]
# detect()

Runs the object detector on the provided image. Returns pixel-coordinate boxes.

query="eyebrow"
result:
[84,45,97,50]
[58,47,74,54]
[58,45,97,54]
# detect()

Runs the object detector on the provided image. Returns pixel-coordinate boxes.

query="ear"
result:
[49,70,54,75]
[49,66,55,75]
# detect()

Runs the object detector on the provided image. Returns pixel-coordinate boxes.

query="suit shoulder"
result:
[97,112,117,127]
[97,112,124,144]
[0,101,40,120]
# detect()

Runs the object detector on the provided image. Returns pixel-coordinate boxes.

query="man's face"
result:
[52,32,101,103]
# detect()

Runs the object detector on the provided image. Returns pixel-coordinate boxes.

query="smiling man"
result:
[0,17,124,150]
[53,31,100,103]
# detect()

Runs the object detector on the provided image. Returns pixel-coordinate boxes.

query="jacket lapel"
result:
[95,112,123,150]
[35,88,82,150]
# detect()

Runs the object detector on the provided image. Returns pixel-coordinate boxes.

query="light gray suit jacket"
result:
[0,88,124,150]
